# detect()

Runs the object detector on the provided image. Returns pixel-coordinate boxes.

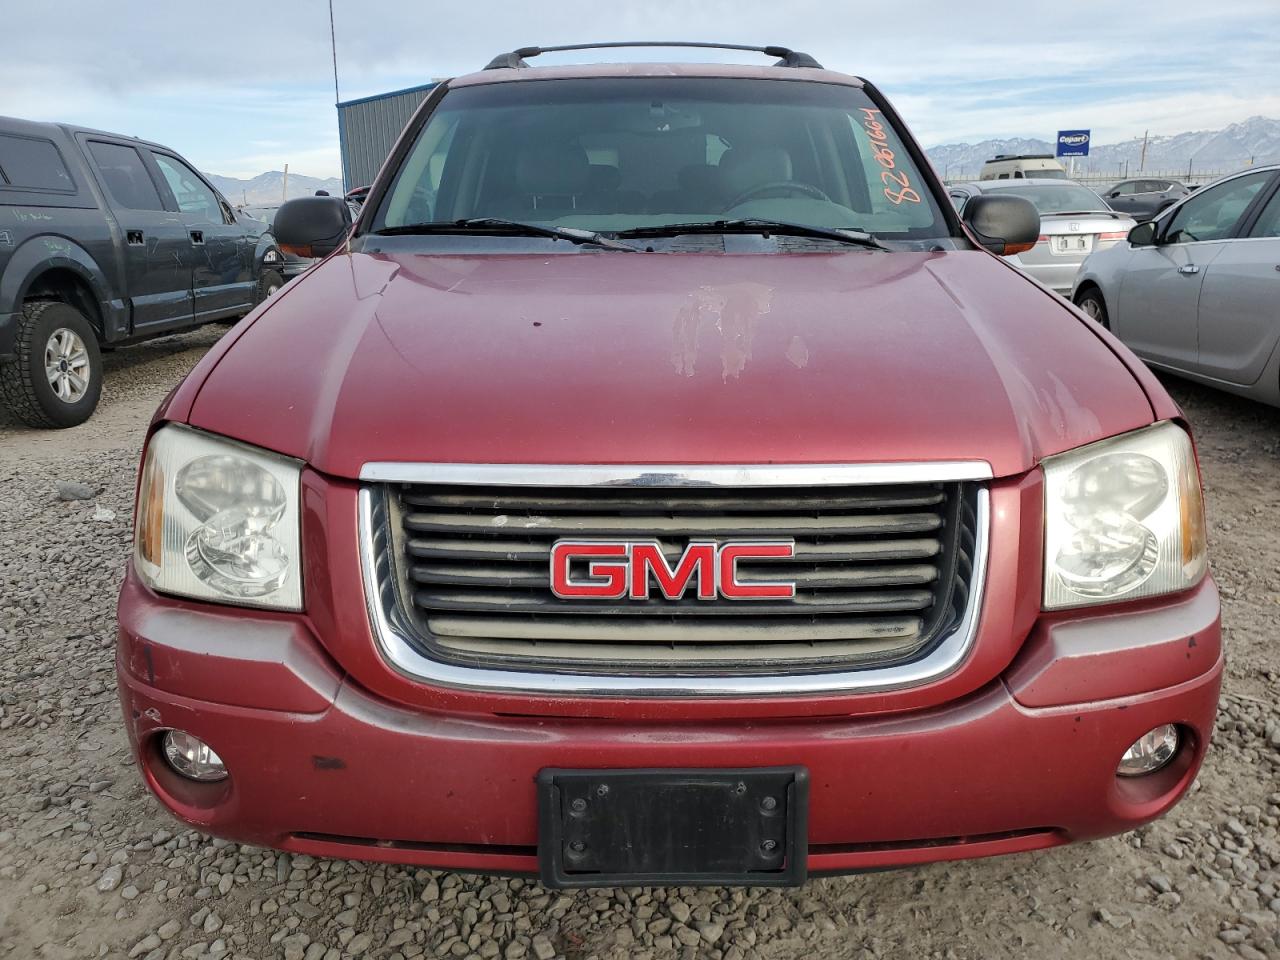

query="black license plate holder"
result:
[538,767,808,888]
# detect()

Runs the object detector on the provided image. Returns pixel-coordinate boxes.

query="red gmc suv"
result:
[116,43,1221,888]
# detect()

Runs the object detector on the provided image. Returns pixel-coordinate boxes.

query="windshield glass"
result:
[374,77,948,240]
[988,183,1109,214]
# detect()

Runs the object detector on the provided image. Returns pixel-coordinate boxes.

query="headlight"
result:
[135,425,302,610]
[1043,422,1206,609]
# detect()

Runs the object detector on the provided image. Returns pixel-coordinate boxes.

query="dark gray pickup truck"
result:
[0,116,284,427]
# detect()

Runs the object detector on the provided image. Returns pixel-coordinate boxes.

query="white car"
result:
[948,180,1135,295]
[1072,165,1280,408]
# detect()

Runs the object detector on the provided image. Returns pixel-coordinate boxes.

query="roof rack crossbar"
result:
[483,41,823,71]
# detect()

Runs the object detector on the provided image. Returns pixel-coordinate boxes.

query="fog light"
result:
[162,731,228,782]
[1117,724,1179,777]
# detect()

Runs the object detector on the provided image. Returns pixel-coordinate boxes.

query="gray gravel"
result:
[1,326,1277,959]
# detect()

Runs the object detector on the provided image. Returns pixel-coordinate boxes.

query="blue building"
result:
[337,82,440,191]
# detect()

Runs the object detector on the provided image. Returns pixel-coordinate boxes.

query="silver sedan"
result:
[948,179,1135,295]
[1073,165,1280,408]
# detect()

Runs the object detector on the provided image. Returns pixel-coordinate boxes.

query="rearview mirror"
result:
[1128,221,1158,246]
[962,195,1040,256]
[273,196,352,258]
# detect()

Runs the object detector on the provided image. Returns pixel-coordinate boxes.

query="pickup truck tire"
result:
[257,269,285,304]
[0,300,103,428]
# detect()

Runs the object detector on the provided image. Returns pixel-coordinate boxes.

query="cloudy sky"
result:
[2,1,1277,180]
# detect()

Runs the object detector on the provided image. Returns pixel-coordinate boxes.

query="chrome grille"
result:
[377,479,980,674]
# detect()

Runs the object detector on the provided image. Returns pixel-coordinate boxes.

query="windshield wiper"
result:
[373,217,642,252]
[616,218,890,250]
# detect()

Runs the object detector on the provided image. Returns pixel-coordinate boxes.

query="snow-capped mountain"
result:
[927,116,1280,180]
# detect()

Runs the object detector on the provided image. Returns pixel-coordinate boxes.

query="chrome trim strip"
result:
[359,461,994,486]
[357,485,990,697]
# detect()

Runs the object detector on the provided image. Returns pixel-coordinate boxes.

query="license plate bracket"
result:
[1052,234,1093,254]
[538,767,808,888]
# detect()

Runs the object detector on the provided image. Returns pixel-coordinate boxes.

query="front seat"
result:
[718,147,794,207]
[491,143,593,218]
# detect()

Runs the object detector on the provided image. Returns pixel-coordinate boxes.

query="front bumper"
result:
[116,575,1221,879]
[1008,258,1083,296]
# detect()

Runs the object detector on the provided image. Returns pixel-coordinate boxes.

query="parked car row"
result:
[973,153,1192,222]
[948,179,1136,294]
[1074,164,1280,408]
[0,116,284,426]
[1102,178,1192,222]
[3,102,1273,439]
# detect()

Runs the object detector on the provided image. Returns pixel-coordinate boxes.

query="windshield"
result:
[373,77,948,241]
[987,183,1109,214]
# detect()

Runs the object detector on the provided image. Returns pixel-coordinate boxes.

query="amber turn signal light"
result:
[1003,239,1038,256]
[137,455,165,568]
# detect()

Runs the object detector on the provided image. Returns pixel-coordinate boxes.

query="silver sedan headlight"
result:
[1043,422,1207,609]
[134,425,302,610]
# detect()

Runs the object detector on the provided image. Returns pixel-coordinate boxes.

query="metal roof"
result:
[336,81,444,110]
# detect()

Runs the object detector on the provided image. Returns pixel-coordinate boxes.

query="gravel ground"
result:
[1,326,1277,960]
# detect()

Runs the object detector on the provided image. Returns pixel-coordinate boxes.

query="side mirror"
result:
[963,195,1040,255]
[1108,191,1121,198]
[273,196,352,258]
[1128,221,1158,246]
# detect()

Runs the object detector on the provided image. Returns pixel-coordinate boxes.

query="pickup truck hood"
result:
[188,248,1154,479]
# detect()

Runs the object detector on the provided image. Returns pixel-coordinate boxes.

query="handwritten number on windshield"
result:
[860,109,922,205]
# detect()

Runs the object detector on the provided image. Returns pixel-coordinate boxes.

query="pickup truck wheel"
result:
[1075,288,1110,330]
[257,269,285,304]
[0,301,103,428]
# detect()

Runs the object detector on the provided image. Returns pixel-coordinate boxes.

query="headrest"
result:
[516,143,591,196]
[588,164,621,191]
[719,147,794,197]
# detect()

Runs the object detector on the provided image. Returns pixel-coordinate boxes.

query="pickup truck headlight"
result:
[1043,422,1206,609]
[134,425,302,610]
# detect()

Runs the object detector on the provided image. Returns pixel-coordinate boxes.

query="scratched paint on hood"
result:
[188,247,1154,480]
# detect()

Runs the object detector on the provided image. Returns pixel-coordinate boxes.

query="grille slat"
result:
[414,586,936,616]
[402,510,942,538]
[410,561,939,589]
[425,614,924,644]
[405,535,944,563]
[385,480,976,673]
[401,488,946,513]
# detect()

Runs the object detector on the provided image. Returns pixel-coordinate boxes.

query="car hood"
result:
[188,247,1155,480]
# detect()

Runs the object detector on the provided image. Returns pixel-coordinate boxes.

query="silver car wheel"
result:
[1080,297,1102,320]
[44,327,91,404]
[265,283,281,298]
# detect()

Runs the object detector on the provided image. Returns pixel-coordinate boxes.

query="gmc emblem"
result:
[550,540,796,601]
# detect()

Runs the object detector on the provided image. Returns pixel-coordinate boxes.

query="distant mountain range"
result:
[927,116,1280,181]
[205,170,344,208]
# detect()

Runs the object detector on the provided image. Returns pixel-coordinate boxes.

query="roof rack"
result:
[483,41,823,71]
